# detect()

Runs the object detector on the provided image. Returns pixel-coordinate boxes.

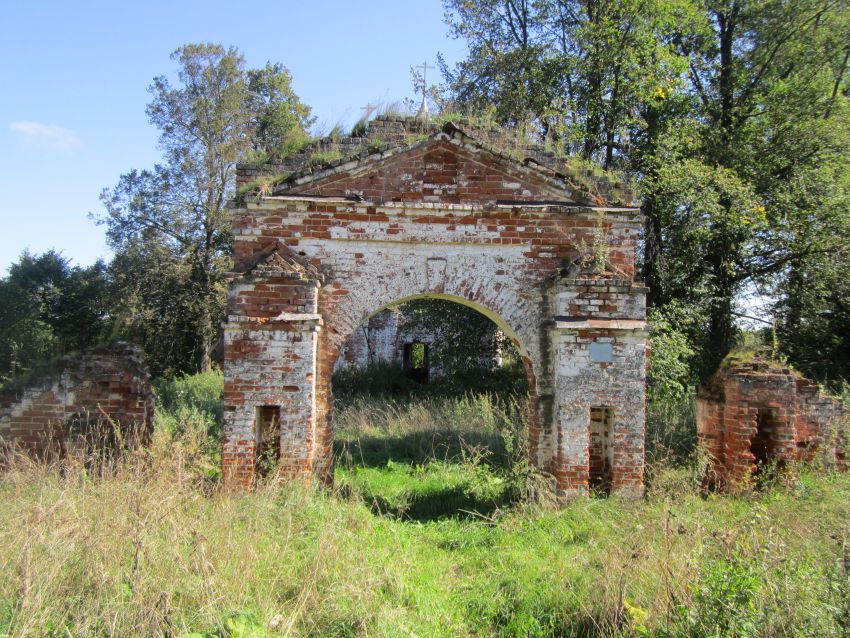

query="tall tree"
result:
[444,0,850,381]
[441,0,690,166]
[0,251,110,382]
[651,0,850,370]
[98,44,313,376]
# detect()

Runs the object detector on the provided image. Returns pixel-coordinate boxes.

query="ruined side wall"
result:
[0,343,154,459]
[697,362,849,488]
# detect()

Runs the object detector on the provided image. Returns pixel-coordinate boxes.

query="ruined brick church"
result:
[224,116,647,499]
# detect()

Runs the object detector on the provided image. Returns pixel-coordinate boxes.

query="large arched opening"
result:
[323,294,538,519]
[222,119,648,500]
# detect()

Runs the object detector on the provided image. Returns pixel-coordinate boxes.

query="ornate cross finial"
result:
[415,60,435,121]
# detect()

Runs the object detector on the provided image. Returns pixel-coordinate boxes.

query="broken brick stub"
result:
[224,120,648,500]
[697,359,848,489]
[0,342,155,460]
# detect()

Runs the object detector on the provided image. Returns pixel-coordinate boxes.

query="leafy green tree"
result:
[247,63,315,160]
[441,0,691,166]
[98,44,313,376]
[0,251,110,382]
[647,0,850,371]
[444,0,850,382]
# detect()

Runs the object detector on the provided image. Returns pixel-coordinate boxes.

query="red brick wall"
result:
[286,139,575,204]
[697,361,848,489]
[0,343,154,461]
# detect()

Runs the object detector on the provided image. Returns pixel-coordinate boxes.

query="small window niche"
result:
[403,341,429,383]
[589,406,614,495]
[255,405,281,477]
[750,407,783,477]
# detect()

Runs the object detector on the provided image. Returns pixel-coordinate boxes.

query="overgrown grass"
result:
[1,374,848,637]
[334,394,540,521]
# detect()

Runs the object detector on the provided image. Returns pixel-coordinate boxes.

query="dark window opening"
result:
[750,408,783,476]
[589,407,614,495]
[403,341,429,384]
[255,405,281,477]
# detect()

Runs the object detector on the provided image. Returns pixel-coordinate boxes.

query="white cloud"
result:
[9,120,81,153]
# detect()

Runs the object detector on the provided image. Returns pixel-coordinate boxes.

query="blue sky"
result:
[0,0,465,273]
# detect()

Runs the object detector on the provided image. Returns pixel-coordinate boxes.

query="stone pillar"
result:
[222,318,321,487]
[222,252,324,489]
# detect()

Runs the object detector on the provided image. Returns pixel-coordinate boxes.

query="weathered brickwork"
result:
[0,343,154,460]
[697,360,848,489]
[224,119,648,499]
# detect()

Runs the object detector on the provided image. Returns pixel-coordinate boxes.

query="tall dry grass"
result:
[0,391,848,637]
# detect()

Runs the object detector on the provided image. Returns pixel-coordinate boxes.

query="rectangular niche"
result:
[589,406,614,494]
[255,405,281,477]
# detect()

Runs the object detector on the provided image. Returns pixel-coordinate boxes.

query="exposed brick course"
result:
[224,121,648,500]
[697,359,848,489]
[0,343,154,460]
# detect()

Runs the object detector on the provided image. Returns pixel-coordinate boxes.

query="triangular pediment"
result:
[275,124,596,205]
[234,243,321,280]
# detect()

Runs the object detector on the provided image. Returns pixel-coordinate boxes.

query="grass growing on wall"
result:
[0,373,848,637]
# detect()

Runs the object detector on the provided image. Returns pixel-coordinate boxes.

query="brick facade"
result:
[697,359,848,489]
[0,343,154,461]
[224,118,648,499]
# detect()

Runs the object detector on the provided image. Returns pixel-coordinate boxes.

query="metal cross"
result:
[416,60,435,88]
[415,61,435,119]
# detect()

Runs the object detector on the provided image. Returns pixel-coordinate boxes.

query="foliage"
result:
[775,241,850,386]
[443,0,850,383]
[645,395,697,469]
[97,44,312,376]
[0,251,110,383]
[154,369,224,429]
[153,370,224,481]
[647,302,700,402]
[637,1,850,374]
[246,62,314,160]
[441,0,693,167]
